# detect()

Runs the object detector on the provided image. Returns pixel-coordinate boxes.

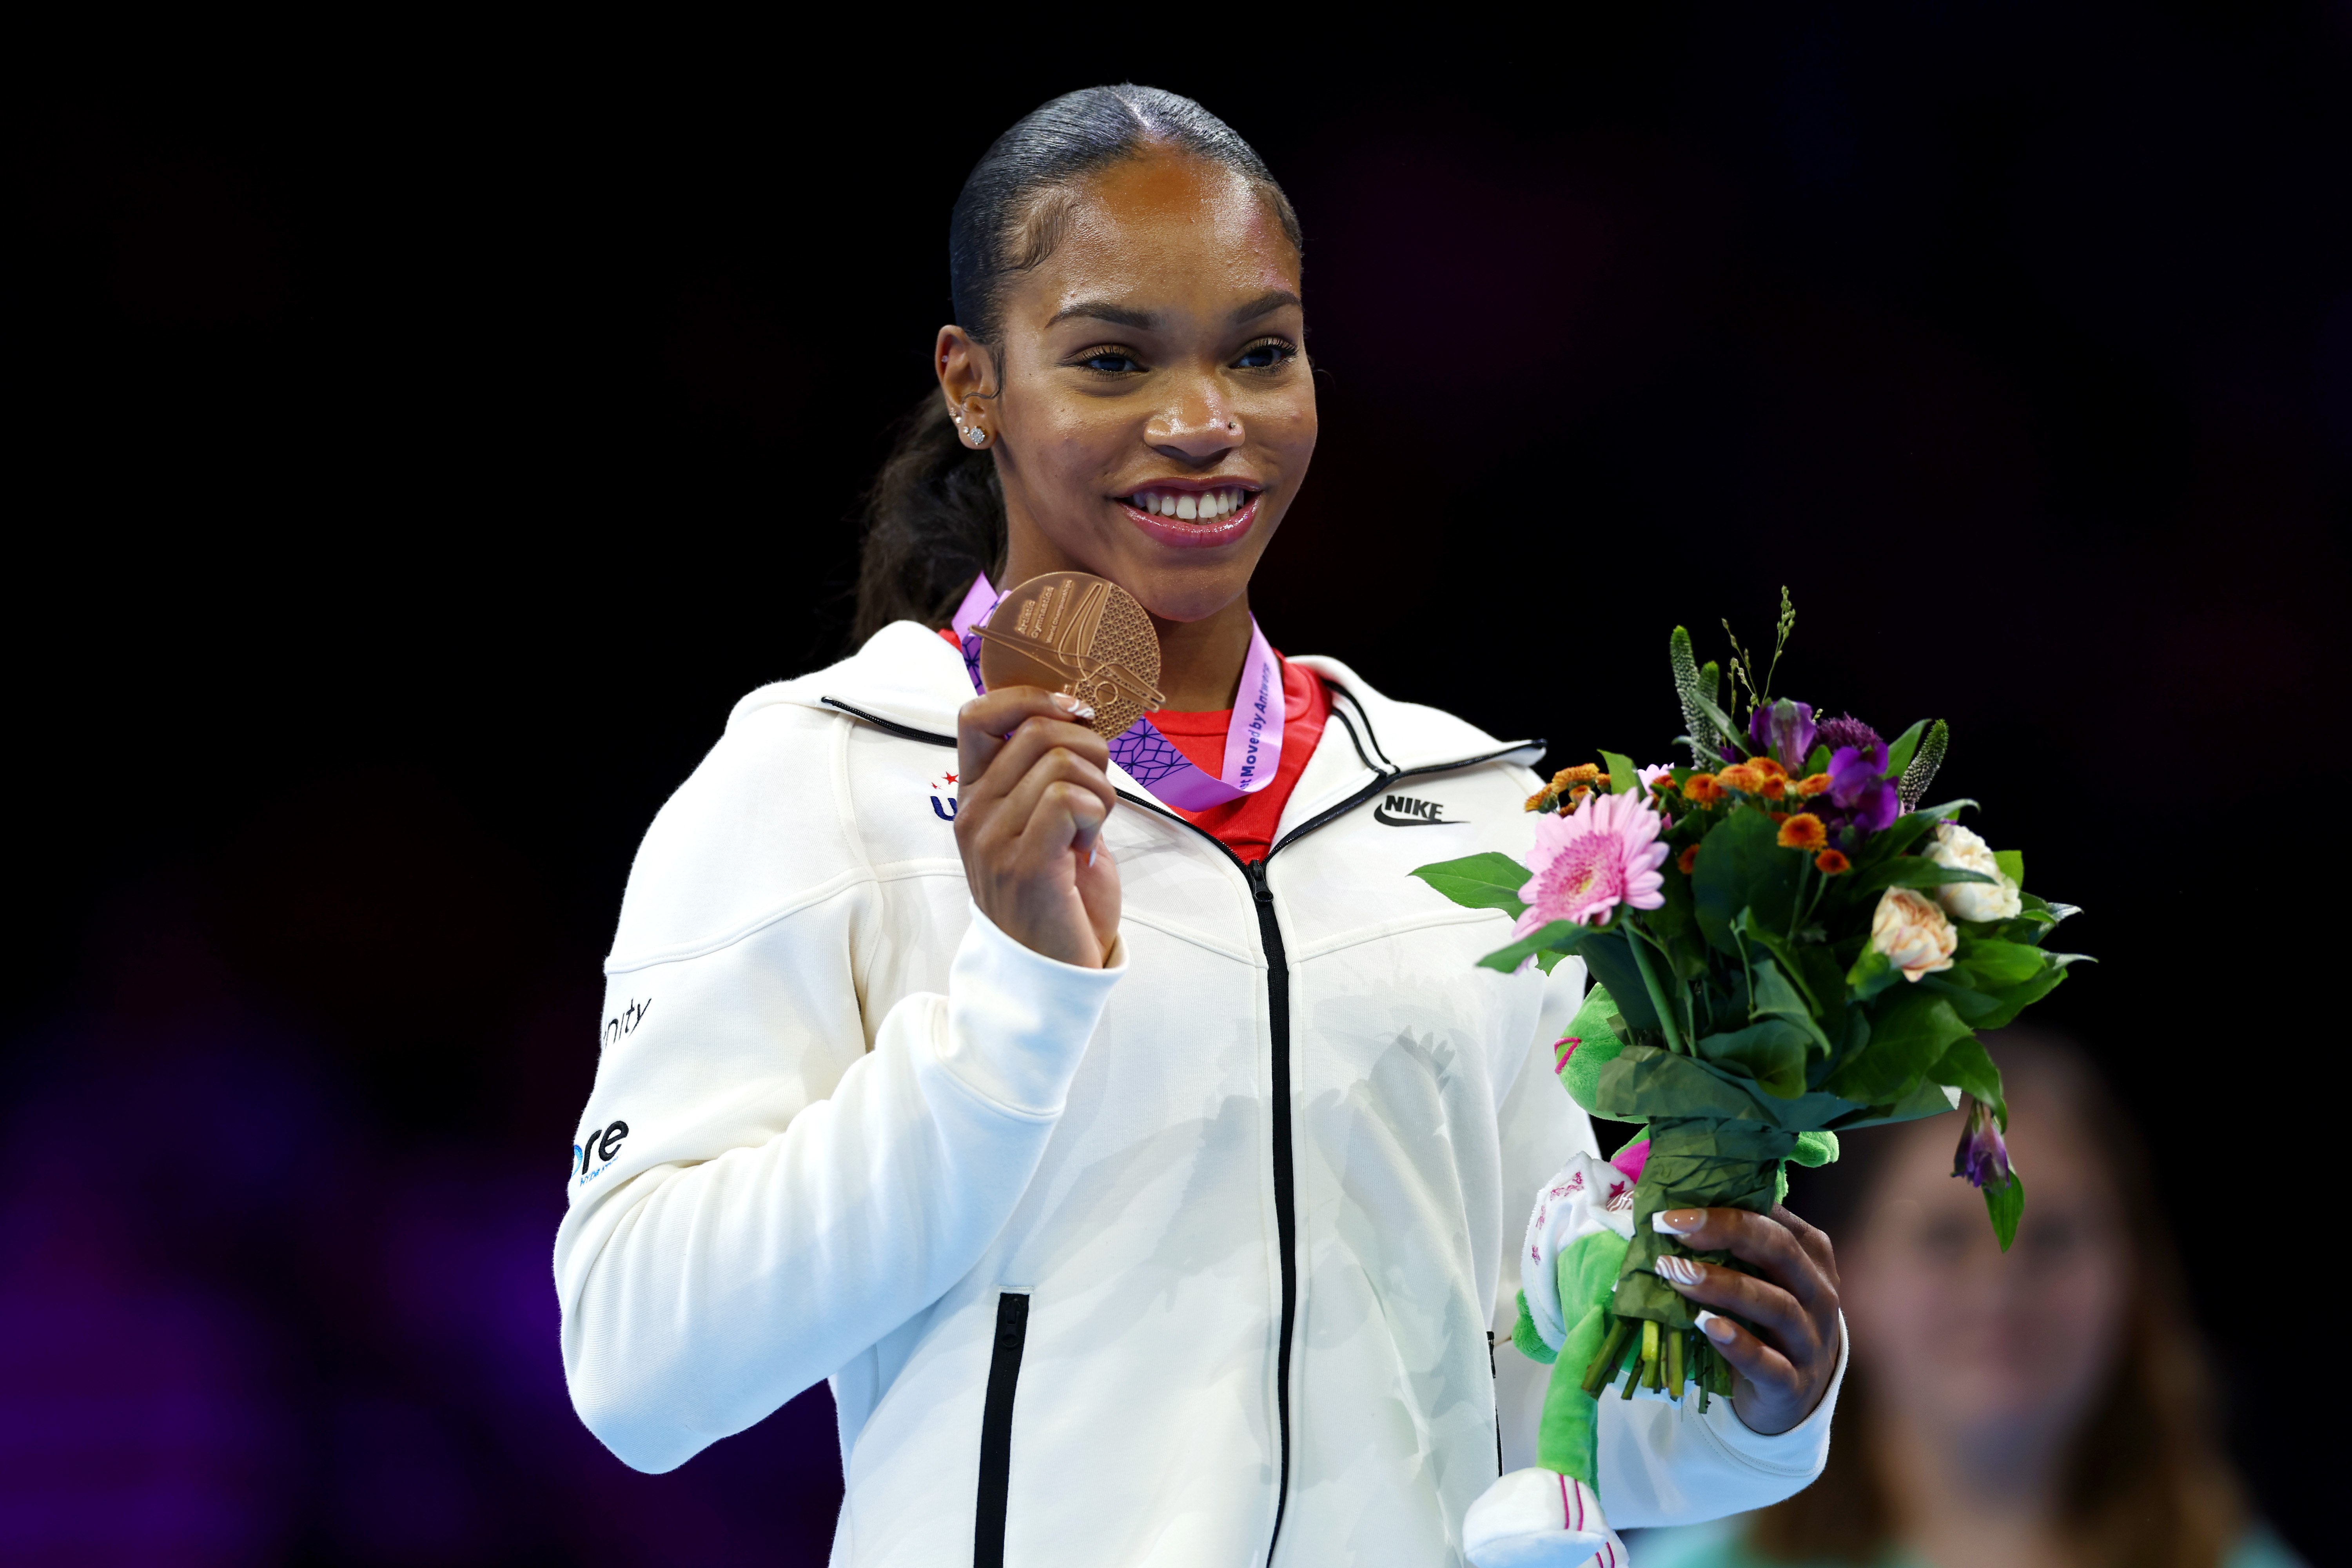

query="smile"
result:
[1116,485,1262,550]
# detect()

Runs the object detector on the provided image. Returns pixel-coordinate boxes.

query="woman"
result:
[1633,1034,2302,1568]
[554,85,1844,1566]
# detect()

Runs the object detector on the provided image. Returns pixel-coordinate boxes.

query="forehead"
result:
[1016,151,1299,322]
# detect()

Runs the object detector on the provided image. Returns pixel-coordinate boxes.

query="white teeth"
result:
[1160,493,1178,517]
[1176,494,1198,520]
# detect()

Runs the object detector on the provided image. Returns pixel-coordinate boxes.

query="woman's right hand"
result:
[954,688,1122,967]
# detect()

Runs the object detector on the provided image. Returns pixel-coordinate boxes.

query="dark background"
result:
[8,6,2346,1563]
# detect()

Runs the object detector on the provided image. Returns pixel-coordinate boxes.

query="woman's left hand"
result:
[1650,1204,1842,1435]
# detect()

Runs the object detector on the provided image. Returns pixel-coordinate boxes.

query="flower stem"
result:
[1581,1316,1637,1397]
[1625,921,1688,1055]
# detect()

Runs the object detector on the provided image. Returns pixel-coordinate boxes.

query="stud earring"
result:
[966,424,987,445]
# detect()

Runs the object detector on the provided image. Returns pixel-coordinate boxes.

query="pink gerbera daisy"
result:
[1515,788,1671,933]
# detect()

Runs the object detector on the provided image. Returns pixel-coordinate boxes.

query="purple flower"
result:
[1748,699,1817,771]
[1951,1098,2013,1189]
[1820,742,1898,834]
[1815,714,1882,759]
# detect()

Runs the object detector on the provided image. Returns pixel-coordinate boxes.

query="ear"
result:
[935,326,999,413]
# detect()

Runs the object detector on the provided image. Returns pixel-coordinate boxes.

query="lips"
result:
[1117,485,1261,549]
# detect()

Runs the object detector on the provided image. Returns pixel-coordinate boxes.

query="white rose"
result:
[1871,886,1957,982]
[1928,821,2022,922]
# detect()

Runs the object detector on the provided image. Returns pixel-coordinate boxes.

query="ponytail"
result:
[852,396,1005,642]
[850,83,1301,646]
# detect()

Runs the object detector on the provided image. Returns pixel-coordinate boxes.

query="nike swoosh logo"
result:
[1373,806,1455,826]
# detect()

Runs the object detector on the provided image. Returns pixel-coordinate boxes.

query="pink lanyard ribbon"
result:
[950,574,1286,811]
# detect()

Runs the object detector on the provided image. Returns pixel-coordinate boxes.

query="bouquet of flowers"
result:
[1435,596,2085,1568]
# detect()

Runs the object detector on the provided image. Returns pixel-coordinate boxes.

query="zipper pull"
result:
[1247,858,1272,902]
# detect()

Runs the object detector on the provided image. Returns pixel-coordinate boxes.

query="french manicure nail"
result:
[1074,704,1096,721]
[1655,1255,1704,1287]
[1651,1210,1704,1235]
[1050,692,1082,713]
[1694,1310,1733,1343]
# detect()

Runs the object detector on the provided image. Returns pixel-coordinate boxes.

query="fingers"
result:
[968,735,1116,854]
[957,689,1103,788]
[1651,1207,1833,1311]
[1771,1203,1839,1282]
[1650,1253,1813,1350]
[1686,1303,1801,1395]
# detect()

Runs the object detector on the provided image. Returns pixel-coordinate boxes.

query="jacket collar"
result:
[744,621,1541,787]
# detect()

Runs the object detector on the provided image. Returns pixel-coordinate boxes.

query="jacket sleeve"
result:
[552,710,1123,1475]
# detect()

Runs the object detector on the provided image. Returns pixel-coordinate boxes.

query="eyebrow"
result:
[1045,289,1303,333]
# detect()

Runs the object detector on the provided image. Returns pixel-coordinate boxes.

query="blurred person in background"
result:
[1632,1033,2299,1568]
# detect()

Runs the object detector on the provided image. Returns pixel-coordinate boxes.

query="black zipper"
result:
[973,1290,1031,1568]
[1106,707,1539,1561]
[828,684,1541,1563]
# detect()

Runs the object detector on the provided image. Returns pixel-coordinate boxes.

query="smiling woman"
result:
[556,85,1849,1568]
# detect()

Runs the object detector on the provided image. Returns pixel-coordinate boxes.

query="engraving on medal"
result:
[976,572,1165,737]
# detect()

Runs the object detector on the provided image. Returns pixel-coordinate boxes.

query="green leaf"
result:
[1802,744,1831,778]
[1601,749,1641,799]
[1411,852,1532,915]
[1993,849,2023,892]
[1955,938,2047,987]
[1927,1034,2004,1120]
[1691,1019,1810,1098]
[1475,918,1599,973]
[1984,1167,2025,1252]
[1881,719,1929,779]
[1911,797,1978,821]
[1746,950,1835,1059]
[1849,858,1994,897]
[1825,987,1972,1104]
[1577,928,1658,1030]
[1691,806,1798,953]
[1845,946,1900,1003]
[1966,961,2070,1031]
[1691,689,1748,761]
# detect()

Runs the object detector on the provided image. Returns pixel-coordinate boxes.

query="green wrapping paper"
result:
[1610,1119,1793,1327]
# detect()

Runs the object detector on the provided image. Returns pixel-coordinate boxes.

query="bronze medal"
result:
[976,571,1166,738]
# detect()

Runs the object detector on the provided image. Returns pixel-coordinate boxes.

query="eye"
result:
[1234,337,1298,370]
[1069,345,1145,375]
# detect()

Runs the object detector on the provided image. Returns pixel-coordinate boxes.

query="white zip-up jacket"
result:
[555,621,1842,1567]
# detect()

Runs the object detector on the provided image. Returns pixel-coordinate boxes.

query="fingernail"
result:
[1655,1255,1704,1288]
[1049,693,1082,713]
[1074,704,1096,721]
[1087,842,1098,868]
[1694,1310,1733,1343]
[1652,1210,1704,1235]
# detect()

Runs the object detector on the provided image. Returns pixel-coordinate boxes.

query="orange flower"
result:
[1815,848,1851,875]
[1524,788,1553,812]
[1751,757,1788,781]
[1796,773,1832,797]
[1770,810,1791,824]
[1678,843,1700,875]
[1718,763,1763,793]
[1551,763,1602,790]
[1777,813,1828,851]
[1684,773,1726,804]
[1759,775,1788,800]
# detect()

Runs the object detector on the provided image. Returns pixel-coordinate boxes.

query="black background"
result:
[9,6,2346,1563]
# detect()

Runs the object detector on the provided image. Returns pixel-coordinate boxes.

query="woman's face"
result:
[1840,1095,2131,1464]
[939,149,1315,625]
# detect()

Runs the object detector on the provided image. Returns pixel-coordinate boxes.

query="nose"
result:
[1145,386,1241,462]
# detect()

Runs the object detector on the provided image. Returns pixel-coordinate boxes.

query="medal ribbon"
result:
[950,573,1285,811]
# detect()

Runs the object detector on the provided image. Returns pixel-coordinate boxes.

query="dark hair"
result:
[851,85,1303,644]
[1755,1032,2244,1568]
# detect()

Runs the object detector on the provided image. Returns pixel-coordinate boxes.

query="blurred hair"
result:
[1752,1031,2242,1568]
[851,85,1302,644]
